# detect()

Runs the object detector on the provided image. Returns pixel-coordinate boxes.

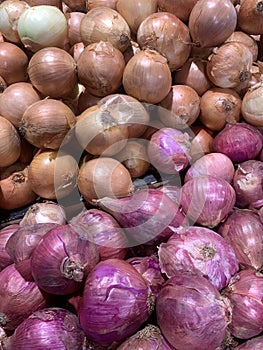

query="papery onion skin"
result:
[237,0,263,35]
[87,0,117,10]
[236,334,263,349]
[180,175,236,228]
[158,226,239,290]
[188,0,237,48]
[157,0,198,22]
[225,31,259,61]
[67,11,85,47]
[224,269,263,339]
[0,117,21,168]
[190,126,214,161]
[241,84,263,127]
[1,307,86,350]
[156,271,232,350]
[0,224,19,271]
[78,258,155,347]
[0,263,49,331]
[212,122,263,163]
[31,224,99,295]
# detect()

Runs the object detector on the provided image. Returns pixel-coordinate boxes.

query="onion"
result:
[206,42,253,88]
[218,209,263,270]
[173,58,213,96]
[0,0,30,43]
[20,99,76,150]
[156,271,232,350]
[69,208,128,260]
[0,224,18,271]
[28,47,78,98]
[18,138,35,165]
[180,175,236,227]
[78,258,155,347]
[237,0,263,35]
[225,31,259,61]
[241,84,263,126]
[78,157,134,204]
[116,0,157,35]
[0,116,21,168]
[232,160,263,208]
[122,49,172,104]
[31,224,99,295]
[236,335,263,349]
[199,87,242,131]
[0,263,49,331]
[190,126,214,161]
[98,188,188,246]
[157,0,198,22]
[158,85,200,129]
[87,0,117,10]
[77,41,125,97]
[137,12,191,71]
[224,269,263,339]
[66,11,85,46]
[212,122,263,162]
[80,7,131,53]
[184,152,235,183]
[188,0,237,48]
[1,307,86,350]
[25,0,62,6]
[116,324,173,350]
[158,184,182,206]
[63,0,86,11]
[0,42,28,85]
[69,41,85,63]
[5,223,57,281]
[77,89,101,113]
[17,5,69,52]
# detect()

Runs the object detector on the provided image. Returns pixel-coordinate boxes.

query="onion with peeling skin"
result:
[225,31,259,61]
[241,84,263,127]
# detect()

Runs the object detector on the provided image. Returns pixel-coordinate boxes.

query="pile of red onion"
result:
[0,0,262,348]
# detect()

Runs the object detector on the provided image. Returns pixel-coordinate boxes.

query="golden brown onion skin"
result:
[157,0,198,22]
[0,116,21,168]
[237,0,263,35]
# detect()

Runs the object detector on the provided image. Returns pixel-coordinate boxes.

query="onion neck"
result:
[60,257,84,282]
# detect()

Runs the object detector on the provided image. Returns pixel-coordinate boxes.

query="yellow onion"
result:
[157,0,198,22]
[241,84,263,126]
[66,11,85,47]
[190,126,214,161]
[0,116,21,168]
[237,0,263,35]
[225,31,259,61]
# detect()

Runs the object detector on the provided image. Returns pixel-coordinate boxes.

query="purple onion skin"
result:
[2,308,85,350]
[232,160,263,209]
[180,175,236,227]
[98,188,188,246]
[212,122,263,163]
[156,271,231,350]
[0,224,19,271]
[224,269,263,339]
[116,324,174,350]
[218,210,263,270]
[158,226,238,290]
[5,223,57,281]
[70,208,128,260]
[158,185,182,206]
[147,127,191,174]
[78,258,155,348]
[0,264,49,331]
[236,335,263,349]
[31,224,99,295]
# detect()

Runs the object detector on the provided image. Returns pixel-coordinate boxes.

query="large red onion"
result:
[0,224,18,271]
[236,335,263,349]
[78,258,155,347]
[1,307,86,350]
[158,226,238,290]
[69,208,128,260]
[232,160,263,208]
[212,122,263,163]
[0,264,50,331]
[31,224,99,295]
[156,271,232,350]
[180,175,236,227]
[224,269,263,339]
[98,188,188,246]
[218,209,263,270]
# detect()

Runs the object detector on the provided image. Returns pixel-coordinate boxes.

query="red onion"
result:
[1,307,86,350]
[158,226,238,290]
[0,264,49,331]
[158,184,182,206]
[236,335,263,349]
[212,122,263,163]
[224,269,263,339]
[156,271,232,350]
[78,258,155,347]
[218,209,263,270]
[98,188,188,246]
[116,324,174,350]
[232,160,263,208]
[69,208,128,260]
[31,224,99,295]
[180,175,236,227]
[127,255,165,297]
[5,223,58,281]
[184,152,235,183]
[147,127,191,174]
[0,224,18,271]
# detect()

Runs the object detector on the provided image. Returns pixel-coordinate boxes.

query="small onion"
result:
[237,0,263,35]
[241,84,263,126]
[78,258,155,347]
[66,11,85,47]
[212,122,263,163]
[180,175,236,227]
[236,335,263,349]
[157,0,198,22]
[225,31,259,61]
[188,0,237,48]
[156,271,232,350]
[199,87,242,131]
[19,202,66,226]
[0,224,19,271]
[122,49,172,104]
[0,116,21,168]
[87,0,117,10]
